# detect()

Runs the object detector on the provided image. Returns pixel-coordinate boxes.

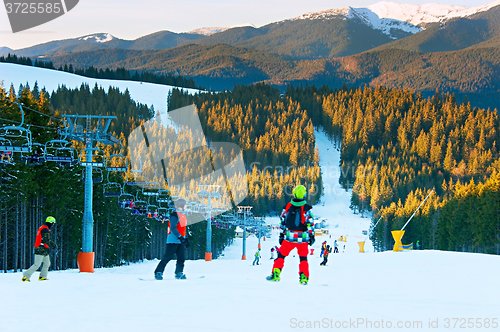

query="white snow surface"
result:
[78,33,115,43]
[290,0,500,37]
[0,63,201,114]
[1,67,500,331]
[188,23,256,36]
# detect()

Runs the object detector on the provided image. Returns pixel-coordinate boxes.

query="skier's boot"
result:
[38,276,48,281]
[299,272,308,285]
[22,277,30,282]
[266,268,281,282]
[154,272,163,280]
[175,272,187,280]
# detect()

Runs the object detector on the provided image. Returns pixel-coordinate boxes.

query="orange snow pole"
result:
[77,252,95,273]
[391,230,405,252]
[242,254,246,260]
[205,252,212,261]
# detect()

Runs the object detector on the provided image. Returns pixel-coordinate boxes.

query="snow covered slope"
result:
[1,233,499,332]
[0,63,200,113]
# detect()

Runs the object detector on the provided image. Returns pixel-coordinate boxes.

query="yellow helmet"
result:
[45,216,56,223]
[292,185,307,199]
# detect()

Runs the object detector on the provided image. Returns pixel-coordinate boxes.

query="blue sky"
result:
[0,0,495,50]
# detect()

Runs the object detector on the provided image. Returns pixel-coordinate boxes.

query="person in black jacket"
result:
[154,198,190,280]
[22,216,56,282]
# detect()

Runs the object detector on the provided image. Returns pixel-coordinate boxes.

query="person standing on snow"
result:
[320,245,332,266]
[270,247,275,260]
[267,185,315,285]
[154,198,190,280]
[333,240,339,253]
[22,216,57,282]
[253,248,261,265]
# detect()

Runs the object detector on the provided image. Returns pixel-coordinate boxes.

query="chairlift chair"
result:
[106,154,128,172]
[20,142,46,165]
[125,169,147,186]
[80,147,105,168]
[0,125,32,153]
[44,139,78,165]
[156,189,171,203]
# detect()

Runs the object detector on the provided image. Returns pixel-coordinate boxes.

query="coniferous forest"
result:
[1,78,499,273]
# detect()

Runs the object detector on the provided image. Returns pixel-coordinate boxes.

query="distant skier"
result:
[270,247,275,260]
[22,216,57,282]
[333,240,339,253]
[266,185,314,285]
[253,248,261,265]
[154,198,190,280]
[320,241,327,257]
[320,245,332,266]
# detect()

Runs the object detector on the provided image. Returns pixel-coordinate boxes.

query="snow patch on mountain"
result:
[188,24,256,36]
[290,0,500,38]
[78,33,114,43]
[368,0,500,26]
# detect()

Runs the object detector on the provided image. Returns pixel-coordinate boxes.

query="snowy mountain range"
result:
[289,0,500,38]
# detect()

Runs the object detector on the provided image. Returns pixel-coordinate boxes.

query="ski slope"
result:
[1,234,499,332]
[0,62,200,113]
[1,130,499,332]
[1,64,499,331]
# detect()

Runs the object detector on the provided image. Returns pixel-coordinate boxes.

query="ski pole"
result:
[401,189,434,231]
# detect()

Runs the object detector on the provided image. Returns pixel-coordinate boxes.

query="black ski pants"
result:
[154,243,185,274]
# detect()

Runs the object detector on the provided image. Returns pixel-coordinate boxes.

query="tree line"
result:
[0,83,234,273]
[287,84,500,254]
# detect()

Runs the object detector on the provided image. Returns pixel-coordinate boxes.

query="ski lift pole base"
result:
[241,254,246,260]
[205,252,212,261]
[358,241,365,253]
[77,252,95,273]
[391,230,405,252]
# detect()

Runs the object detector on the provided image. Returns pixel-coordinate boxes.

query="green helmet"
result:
[45,216,56,223]
[292,185,307,199]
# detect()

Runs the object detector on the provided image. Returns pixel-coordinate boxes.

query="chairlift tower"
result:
[197,185,222,261]
[60,114,120,273]
[237,206,253,260]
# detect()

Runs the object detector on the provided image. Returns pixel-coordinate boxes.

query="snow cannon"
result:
[391,230,405,252]
[358,241,365,253]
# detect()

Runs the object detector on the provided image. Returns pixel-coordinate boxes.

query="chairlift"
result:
[156,189,171,203]
[80,148,105,168]
[44,139,78,164]
[103,182,122,198]
[82,167,103,183]
[21,142,45,165]
[142,181,160,196]
[125,169,147,186]
[106,154,128,172]
[105,141,128,172]
[0,104,32,153]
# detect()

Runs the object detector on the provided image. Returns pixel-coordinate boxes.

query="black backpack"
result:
[284,204,306,231]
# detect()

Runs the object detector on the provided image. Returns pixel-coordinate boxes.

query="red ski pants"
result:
[272,240,309,278]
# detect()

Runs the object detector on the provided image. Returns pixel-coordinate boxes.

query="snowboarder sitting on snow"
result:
[22,216,57,282]
[320,245,332,266]
[154,198,190,280]
[267,185,314,285]
[253,248,261,265]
